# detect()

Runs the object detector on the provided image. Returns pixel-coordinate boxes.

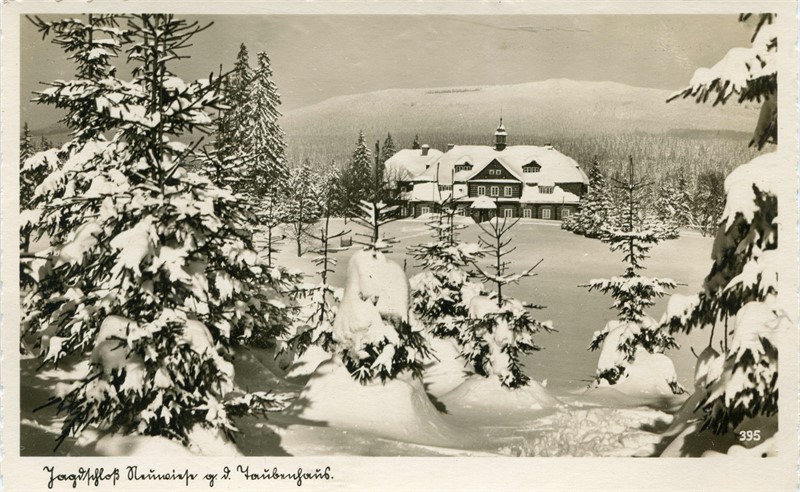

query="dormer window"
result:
[523,161,541,173]
[454,162,473,173]
[539,186,554,194]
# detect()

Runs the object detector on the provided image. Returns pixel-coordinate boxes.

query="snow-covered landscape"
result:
[12,10,787,475]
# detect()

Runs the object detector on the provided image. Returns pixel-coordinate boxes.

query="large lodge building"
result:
[386,121,589,222]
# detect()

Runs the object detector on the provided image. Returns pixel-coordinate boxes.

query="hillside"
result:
[31,79,763,178]
[280,79,759,167]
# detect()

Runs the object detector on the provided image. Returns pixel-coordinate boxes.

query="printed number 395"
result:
[738,430,761,442]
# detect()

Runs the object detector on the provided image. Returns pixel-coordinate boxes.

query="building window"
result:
[539,186,554,194]
[477,185,486,196]
[541,208,551,220]
[455,163,472,173]
[420,206,430,216]
[523,208,532,218]
[490,186,499,197]
[504,208,513,218]
[504,186,513,197]
[439,184,452,191]
[561,208,571,219]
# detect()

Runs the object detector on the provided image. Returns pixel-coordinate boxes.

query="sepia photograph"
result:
[2,2,798,491]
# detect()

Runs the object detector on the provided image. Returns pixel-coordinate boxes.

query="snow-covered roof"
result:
[408,182,450,203]
[520,184,580,204]
[407,182,471,203]
[384,148,444,182]
[413,145,588,186]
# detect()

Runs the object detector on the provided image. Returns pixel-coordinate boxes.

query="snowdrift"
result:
[71,427,240,457]
[441,375,560,417]
[422,336,471,397]
[285,359,463,447]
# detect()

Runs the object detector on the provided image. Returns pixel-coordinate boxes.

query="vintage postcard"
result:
[2,1,798,490]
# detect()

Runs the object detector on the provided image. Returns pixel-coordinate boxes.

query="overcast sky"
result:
[20,14,753,130]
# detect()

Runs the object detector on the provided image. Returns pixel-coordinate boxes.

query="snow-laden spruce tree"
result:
[247,51,288,197]
[381,132,397,164]
[653,173,694,235]
[19,122,41,252]
[20,122,34,199]
[200,45,251,190]
[463,214,553,389]
[342,131,373,219]
[661,14,782,440]
[693,170,726,237]
[583,158,680,388]
[562,159,613,238]
[23,14,290,451]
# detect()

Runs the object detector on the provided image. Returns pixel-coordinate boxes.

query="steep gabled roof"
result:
[414,145,588,186]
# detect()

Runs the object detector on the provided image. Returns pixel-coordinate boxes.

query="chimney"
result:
[421,144,430,156]
[447,143,455,151]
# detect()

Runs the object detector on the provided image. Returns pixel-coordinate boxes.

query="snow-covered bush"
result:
[462,216,553,389]
[663,14,782,437]
[583,159,678,387]
[22,14,289,450]
[331,249,429,383]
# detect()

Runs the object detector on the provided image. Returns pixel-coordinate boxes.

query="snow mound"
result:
[441,374,560,416]
[286,359,461,447]
[611,352,682,397]
[423,336,471,397]
[72,427,240,456]
[285,345,333,381]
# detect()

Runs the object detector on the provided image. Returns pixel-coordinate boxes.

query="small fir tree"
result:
[284,163,323,256]
[284,166,350,356]
[409,187,484,340]
[583,157,679,386]
[651,177,681,239]
[463,212,553,389]
[562,159,613,238]
[411,134,421,150]
[260,192,287,269]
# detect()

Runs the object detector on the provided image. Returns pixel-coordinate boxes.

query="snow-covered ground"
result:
[21,220,716,457]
